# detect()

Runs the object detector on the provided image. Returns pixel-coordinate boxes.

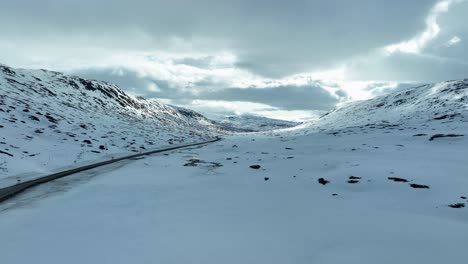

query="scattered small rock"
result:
[250,165,261,169]
[433,114,460,120]
[208,162,223,168]
[28,115,40,121]
[388,177,408,182]
[429,134,464,141]
[410,183,430,189]
[448,203,465,209]
[44,114,58,124]
[264,177,269,181]
[349,176,361,180]
[348,180,359,184]
[184,159,201,166]
[0,150,14,157]
[318,178,329,185]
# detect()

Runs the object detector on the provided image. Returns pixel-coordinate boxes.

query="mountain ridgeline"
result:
[314,80,468,132]
[0,64,224,176]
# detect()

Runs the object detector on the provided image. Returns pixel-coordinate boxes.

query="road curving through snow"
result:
[0,137,222,203]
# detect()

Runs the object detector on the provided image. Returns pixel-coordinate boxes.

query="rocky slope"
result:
[0,64,222,178]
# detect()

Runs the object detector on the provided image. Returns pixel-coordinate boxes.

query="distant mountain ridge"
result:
[216,114,300,132]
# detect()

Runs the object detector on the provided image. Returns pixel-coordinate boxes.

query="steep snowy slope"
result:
[0,64,221,178]
[314,80,468,132]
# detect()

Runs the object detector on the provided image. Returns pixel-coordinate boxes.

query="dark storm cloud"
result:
[74,67,343,111]
[0,0,438,77]
[202,85,342,111]
[2,0,467,119]
[172,57,219,69]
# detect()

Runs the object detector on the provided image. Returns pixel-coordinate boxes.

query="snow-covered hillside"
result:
[314,80,468,131]
[0,64,222,178]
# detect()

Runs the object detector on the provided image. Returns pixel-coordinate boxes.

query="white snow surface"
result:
[0,67,468,263]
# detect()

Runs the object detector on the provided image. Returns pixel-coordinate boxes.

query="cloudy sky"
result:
[1,0,467,120]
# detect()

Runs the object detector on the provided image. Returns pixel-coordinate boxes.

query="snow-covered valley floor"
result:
[0,126,467,264]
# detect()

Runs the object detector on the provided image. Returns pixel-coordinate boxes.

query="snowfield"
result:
[0,65,467,263]
[1,129,467,264]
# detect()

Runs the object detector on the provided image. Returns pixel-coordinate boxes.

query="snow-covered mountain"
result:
[0,64,222,178]
[314,80,468,131]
